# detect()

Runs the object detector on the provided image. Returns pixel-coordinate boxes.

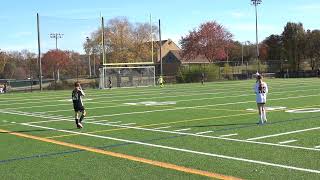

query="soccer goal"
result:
[99,66,156,89]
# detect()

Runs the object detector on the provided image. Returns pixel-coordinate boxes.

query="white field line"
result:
[247,127,320,141]
[196,131,214,135]
[153,126,172,130]
[82,121,320,152]
[315,146,320,149]
[0,80,311,102]
[4,90,244,109]
[89,94,320,118]
[107,121,122,124]
[121,123,136,126]
[1,81,255,103]
[279,140,297,144]
[4,108,320,152]
[3,83,319,110]
[21,123,320,174]
[219,133,238,137]
[174,128,191,132]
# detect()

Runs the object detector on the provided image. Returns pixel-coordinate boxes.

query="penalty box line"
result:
[0,128,241,180]
[16,124,320,175]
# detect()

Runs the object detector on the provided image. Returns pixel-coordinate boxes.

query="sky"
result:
[0,0,320,53]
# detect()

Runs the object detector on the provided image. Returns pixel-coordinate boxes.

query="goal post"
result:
[99,65,156,89]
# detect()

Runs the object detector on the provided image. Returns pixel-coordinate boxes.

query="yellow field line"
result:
[46,112,256,139]
[0,128,242,180]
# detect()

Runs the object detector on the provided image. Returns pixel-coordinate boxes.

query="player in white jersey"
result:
[254,74,268,124]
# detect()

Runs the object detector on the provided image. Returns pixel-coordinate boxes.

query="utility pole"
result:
[251,0,262,72]
[86,37,92,78]
[158,19,162,76]
[150,14,154,63]
[37,13,42,91]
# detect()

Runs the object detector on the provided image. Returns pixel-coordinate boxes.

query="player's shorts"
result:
[74,104,85,112]
[257,102,266,105]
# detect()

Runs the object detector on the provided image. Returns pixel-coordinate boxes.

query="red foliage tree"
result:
[180,21,233,63]
[259,43,268,61]
[42,50,70,79]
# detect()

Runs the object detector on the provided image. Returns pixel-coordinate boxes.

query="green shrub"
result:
[177,64,220,83]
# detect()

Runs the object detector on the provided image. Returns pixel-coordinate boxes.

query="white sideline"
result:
[21,123,320,174]
[315,146,320,149]
[107,121,122,124]
[153,126,171,130]
[121,123,136,126]
[247,127,320,141]
[196,131,214,135]
[279,140,297,144]
[174,128,191,132]
[219,133,238,137]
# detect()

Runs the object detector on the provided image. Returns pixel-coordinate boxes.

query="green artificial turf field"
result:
[0,78,320,179]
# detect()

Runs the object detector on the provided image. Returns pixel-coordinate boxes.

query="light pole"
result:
[241,41,250,65]
[86,37,92,78]
[158,19,163,77]
[251,0,262,72]
[49,33,63,50]
[50,33,63,82]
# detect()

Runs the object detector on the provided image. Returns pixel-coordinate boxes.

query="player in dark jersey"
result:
[72,82,86,128]
[201,72,205,85]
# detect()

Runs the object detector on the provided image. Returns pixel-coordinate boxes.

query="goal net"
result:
[99,66,155,89]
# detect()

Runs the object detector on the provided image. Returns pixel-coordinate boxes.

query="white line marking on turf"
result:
[121,123,136,126]
[4,86,319,111]
[89,94,320,118]
[314,146,320,149]
[247,127,320,141]
[153,126,171,130]
[87,120,320,152]
[219,133,238,137]
[195,131,214,135]
[279,140,297,144]
[21,123,320,174]
[174,128,191,132]
[1,80,308,102]
[6,110,320,152]
[107,121,122,124]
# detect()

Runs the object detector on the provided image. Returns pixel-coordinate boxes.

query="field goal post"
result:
[99,62,156,89]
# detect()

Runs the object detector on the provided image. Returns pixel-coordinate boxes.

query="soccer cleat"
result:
[77,123,83,129]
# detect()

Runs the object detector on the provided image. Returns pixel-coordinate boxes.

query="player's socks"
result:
[259,115,264,124]
[75,119,81,128]
[263,112,267,122]
[79,114,85,123]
